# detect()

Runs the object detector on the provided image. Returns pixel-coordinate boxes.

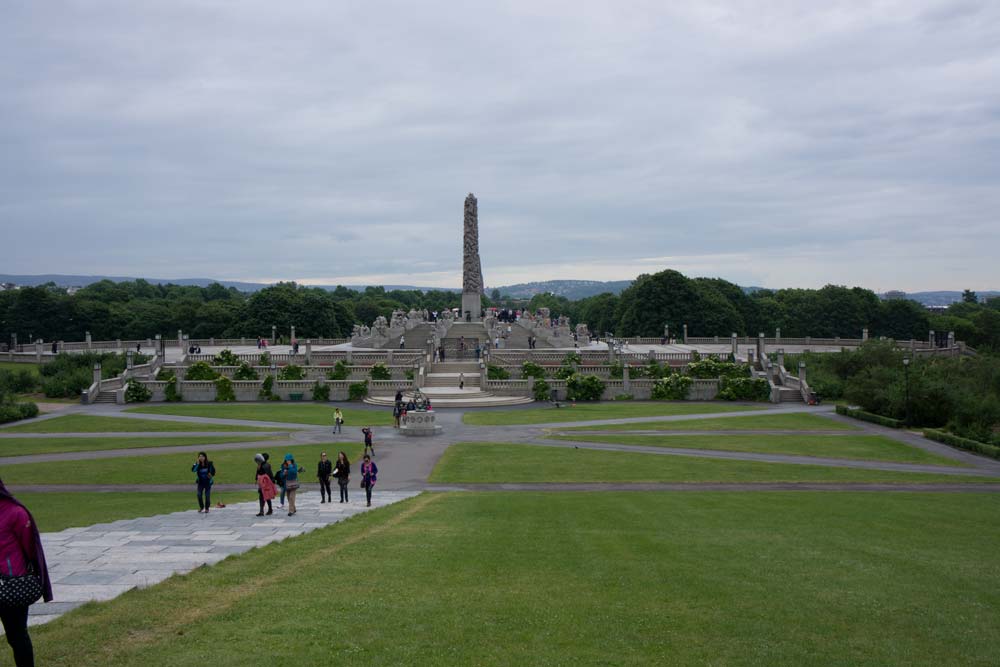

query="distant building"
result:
[0,282,17,291]
[66,286,82,295]
[883,290,907,300]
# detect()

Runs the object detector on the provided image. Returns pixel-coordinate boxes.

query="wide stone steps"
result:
[424,374,480,388]
[92,391,118,404]
[364,391,533,408]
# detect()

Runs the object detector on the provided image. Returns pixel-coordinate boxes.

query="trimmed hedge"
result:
[487,365,510,380]
[566,374,604,401]
[532,378,550,402]
[214,376,236,402]
[651,374,692,400]
[348,381,369,401]
[923,428,1000,460]
[369,363,391,381]
[835,405,903,428]
[0,401,39,424]
[312,381,330,402]
[124,381,152,403]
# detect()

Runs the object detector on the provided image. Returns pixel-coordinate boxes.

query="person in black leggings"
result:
[360,455,378,507]
[0,477,53,667]
[317,452,333,503]
[334,451,351,503]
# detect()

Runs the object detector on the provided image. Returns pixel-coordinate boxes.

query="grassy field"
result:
[0,443,364,486]
[429,442,991,484]
[127,403,394,427]
[547,433,960,466]
[0,414,278,433]
[31,491,1000,665]
[21,491,258,532]
[558,412,857,432]
[0,435,284,457]
[0,361,41,374]
[463,402,764,425]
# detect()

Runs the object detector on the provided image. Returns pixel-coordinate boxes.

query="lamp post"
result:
[902,357,911,427]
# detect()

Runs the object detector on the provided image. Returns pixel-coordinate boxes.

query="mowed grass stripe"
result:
[126,404,394,427]
[22,491,258,532]
[557,412,858,432]
[0,443,364,485]
[1,414,277,434]
[429,442,992,484]
[463,402,764,425]
[31,492,1000,665]
[0,435,285,458]
[546,433,961,466]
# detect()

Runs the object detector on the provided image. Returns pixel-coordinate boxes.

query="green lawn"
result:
[0,435,284,457]
[429,442,991,484]
[31,492,1000,665]
[127,403,394,427]
[0,361,41,374]
[558,412,857,432]
[21,491,258,532]
[0,443,364,486]
[0,414,278,433]
[547,433,960,466]
[463,402,764,425]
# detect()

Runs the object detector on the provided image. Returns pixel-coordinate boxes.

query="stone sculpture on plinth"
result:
[461,193,484,320]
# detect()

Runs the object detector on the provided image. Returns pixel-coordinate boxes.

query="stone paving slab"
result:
[25,490,417,628]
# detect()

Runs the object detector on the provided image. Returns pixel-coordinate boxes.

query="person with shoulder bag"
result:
[0,478,52,667]
[254,453,276,516]
[360,455,378,507]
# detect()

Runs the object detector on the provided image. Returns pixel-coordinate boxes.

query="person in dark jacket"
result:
[334,451,351,503]
[255,453,275,516]
[0,478,52,667]
[191,452,216,513]
[361,427,374,457]
[317,452,333,503]
[360,454,378,507]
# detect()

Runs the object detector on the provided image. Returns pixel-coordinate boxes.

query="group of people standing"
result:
[252,450,377,513]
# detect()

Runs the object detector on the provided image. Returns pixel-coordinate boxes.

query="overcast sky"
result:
[1,1,998,292]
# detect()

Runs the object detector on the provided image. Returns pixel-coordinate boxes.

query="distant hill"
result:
[488,280,633,300]
[0,274,459,293]
[881,291,1000,307]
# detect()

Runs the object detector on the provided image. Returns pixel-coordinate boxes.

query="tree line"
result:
[2,270,998,350]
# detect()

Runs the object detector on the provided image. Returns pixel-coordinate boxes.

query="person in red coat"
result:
[0,478,52,667]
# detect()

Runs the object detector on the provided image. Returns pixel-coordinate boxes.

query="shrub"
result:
[185,361,219,381]
[42,368,92,398]
[613,393,634,401]
[562,352,582,366]
[124,381,152,403]
[404,369,415,381]
[566,374,604,401]
[521,361,546,380]
[0,401,38,424]
[687,358,748,379]
[487,365,511,380]
[213,349,240,366]
[328,360,350,381]
[259,352,271,366]
[155,368,176,381]
[164,376,182,402]
[348,381,368,401]
[532,378,551,402]
[644,360,668,379]
[278,364,305,381]
[0,368,38,394]
[553,366,575,380]
[312,381,330,402]
[214,376,236,401]
[835,405,903,428]
[370,363,391,381]
[259,375,276,400]
[651,374,693,400]
[717,377,770,401]
[608,361,624,379]
[233,363,259,381]
[923,428,1000,460]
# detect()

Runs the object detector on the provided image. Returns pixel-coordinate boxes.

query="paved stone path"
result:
[31,490,417,627]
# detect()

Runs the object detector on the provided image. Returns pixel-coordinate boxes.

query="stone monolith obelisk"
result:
[461,193,483,320]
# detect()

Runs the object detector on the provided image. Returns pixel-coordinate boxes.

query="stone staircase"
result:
[386,323,436,350]
[498,321,554,349]
[364,358,532,408]
[92,390,118,404]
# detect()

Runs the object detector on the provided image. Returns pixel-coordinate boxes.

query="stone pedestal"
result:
[461,292,481,321]
[399,410,442,437]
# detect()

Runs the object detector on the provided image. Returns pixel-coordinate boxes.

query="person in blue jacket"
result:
[192,452,216,513]
[283,454,305,516]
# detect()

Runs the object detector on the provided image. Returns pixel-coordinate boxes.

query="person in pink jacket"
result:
[0,478,52,667]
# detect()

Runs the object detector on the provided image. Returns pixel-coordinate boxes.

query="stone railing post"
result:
[305,339,312,365]
[290,326,296,344]
[777,349,785,370]
[862,328,869,342]
[928,330,935,347]
[798,362,806,383]
[682,324,688,344]
[948,331,955,348]
[271,325,277,345]
[177,329,183,351]
[757,333,766,360]
[775,327,781,344]
[623,364,631,394]
[527,375,535,398]
[85,331,92,350]
[35,339,42,362]
[731,333,738,358]
[93,363,102,386]
[126,351,134,369]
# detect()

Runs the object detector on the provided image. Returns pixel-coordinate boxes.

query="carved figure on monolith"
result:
[461,193,484,320]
